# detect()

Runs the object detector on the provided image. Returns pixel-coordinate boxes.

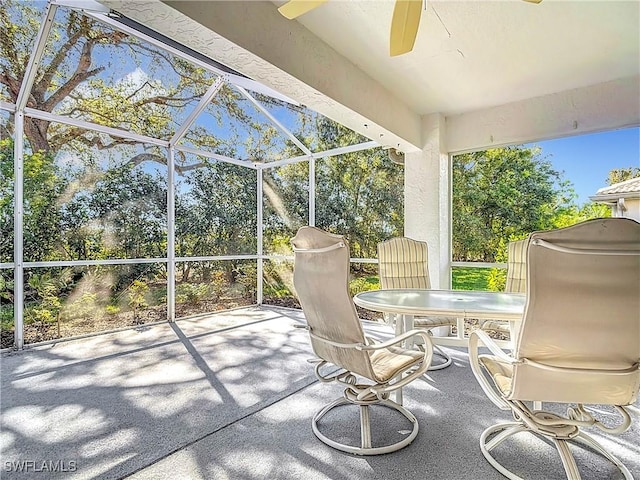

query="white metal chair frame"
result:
[470,329,636,480]
[305,328,433,455]
[470,225,640,480]
[292,229,434,455]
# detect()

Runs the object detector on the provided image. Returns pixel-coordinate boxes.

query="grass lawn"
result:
[451,267,495,291]
[349,267,499,292]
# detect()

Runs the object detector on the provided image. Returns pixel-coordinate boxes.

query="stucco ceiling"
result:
[274,0,640,116]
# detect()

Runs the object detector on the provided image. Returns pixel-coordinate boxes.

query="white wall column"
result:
[404,113,450,289]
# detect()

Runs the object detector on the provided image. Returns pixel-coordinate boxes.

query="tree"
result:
[305,118,403,258]
[607,167,640,185]
[0,138,66,263]
[0,1,264,169]
[175,161,257,283]
[452,146,573,262]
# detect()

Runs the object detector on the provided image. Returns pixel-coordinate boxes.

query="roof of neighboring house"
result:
[590,177,640,202]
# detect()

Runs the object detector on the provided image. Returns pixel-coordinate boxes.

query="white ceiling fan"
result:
[278,0,542,57]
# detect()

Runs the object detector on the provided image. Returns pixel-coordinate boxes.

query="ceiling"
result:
[274,0,640,116]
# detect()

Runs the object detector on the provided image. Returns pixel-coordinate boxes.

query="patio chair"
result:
[480,238,528,338]
[291,226,433,455]
[469,218,640,480]
[377,237,456,369]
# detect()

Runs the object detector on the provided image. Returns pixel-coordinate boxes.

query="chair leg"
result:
[572,431,634,479]
[360,405,372,449]
[428,344,452,370]
[479,422,634,480]
[480,422,529,480]
[553,438,581,480]
[312,397,420,455]
[417,342,452,370]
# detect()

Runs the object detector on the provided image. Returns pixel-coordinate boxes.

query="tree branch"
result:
[124,152,207,175]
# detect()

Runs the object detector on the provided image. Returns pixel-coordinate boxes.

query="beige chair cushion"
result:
[378,237,456,329]
[414,317,455,329]
[505,239,528,294]
[370,346,424,383]
[479,356,513,396]
[479,320,510,334]
[378,237,431,289]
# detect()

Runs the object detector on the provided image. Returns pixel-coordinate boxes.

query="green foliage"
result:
[176,163,257,259]
[105,305,120,316]
[0,271,13,302]
[348,275,380,297]
[175,282,210,305]
[26,273,62,324]
[453,147,574,262]
[128,280,149,318]
[65,292,98,320]
[0,305,13,331]
[263,261,294,298]
[63,163,167,260]
[0,139,66,263]
[233,262,257,302]
[607,167,640,185]
[313,120,404,258]
[452,267,493,291]
[486,269,506,292]
[548,202,610,229]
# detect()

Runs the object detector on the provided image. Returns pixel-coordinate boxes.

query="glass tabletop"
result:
[353,289,526,320]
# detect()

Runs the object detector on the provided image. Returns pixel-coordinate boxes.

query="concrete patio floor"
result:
[1,306,639,479]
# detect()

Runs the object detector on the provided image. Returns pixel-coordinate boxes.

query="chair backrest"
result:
[505,239,527,293]
[512,218,640,405]
[377,237,431,289]
[291,226,377,380]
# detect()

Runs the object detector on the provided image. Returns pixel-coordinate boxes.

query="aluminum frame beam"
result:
[257,168,264,304]
[169,77,226,146]
[16,3,57,110]
[0,101,16,113]
[167,147,176,321]
[24,108,169,147]
[173,144,258,170]
[234,85,312,156]
[12,113,25,349]
[83,9,298,106]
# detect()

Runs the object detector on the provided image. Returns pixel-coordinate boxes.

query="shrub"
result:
[175,283,210,305]
[349,275,379,297]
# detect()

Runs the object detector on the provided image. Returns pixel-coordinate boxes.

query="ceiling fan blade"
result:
[390,0,423,57]
[278,0,328,20]
[521,0,543,3]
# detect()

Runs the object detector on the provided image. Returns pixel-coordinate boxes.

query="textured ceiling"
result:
[278,0,640,115]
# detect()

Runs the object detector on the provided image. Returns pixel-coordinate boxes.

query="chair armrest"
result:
[359,330,434,399]
[469,329,515,410]
[523,358,639,375]
[357,329,432,352]
[470,329,517,364]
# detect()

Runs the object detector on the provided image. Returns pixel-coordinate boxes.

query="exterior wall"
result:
[405,114,450,288]
[619,198,640,221]
[626,199,640,221]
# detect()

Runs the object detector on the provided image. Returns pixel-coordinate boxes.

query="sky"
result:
[528,127,639,205]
